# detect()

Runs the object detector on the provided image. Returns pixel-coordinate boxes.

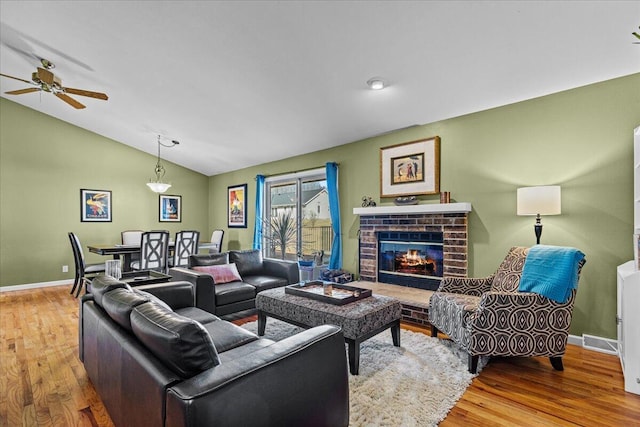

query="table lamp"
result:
[517,186,561,244]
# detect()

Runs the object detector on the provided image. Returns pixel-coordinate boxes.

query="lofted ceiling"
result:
[1,1,638,176]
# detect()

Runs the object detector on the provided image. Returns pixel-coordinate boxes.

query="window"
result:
[263,168,332,265]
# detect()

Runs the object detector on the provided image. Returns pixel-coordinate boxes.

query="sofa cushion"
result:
[90,275,131,307]
[133,288,172,311]
[101,287,150,331]
[202,318,260,353]
[229,249,264,276]
[175,306,220,325]
[189,252,229,267]
[192,263,243,284]
[214,282,257,306]
[131,301,220,378]
[242,275,289,292]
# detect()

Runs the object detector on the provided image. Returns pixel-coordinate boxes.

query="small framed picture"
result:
[80,189,112,222]
[159,194,181,222]
[228,184,247,228]
[380,136,440,197]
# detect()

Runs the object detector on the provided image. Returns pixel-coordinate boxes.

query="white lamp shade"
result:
[147,182,172,193]
[517,186,561,216]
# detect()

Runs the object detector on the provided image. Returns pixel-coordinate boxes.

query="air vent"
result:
[582,334,618,355]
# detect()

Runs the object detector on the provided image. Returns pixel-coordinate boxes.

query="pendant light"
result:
[147,134,179,193]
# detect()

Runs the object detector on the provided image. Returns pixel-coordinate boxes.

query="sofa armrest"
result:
[136,281,195,310]
[438,274,494,296]
[169,267,217,314]
[262,258,300,284]
[165,325,349,427]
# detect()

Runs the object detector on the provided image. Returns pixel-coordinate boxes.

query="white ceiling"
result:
[1,1,638,176]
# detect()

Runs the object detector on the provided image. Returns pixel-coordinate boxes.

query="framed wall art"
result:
[159,194,181,222]
[228,184,247,228]
[80,189,112,222]
[380,136,440,197]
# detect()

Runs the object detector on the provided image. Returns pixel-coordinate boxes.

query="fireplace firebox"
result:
[377,231,443,290]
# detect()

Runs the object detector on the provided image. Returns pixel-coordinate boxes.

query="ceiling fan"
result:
[0,58,108,109]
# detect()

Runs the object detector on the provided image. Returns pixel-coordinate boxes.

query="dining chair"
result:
[121,229,143,269]
[209,229,224,254]
[131,230,170,273]
[68,232,106,297]
[121,230,143,245]
[172,230,200,267]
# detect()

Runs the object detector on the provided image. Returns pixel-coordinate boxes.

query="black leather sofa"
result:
[80,275,349,427]
[169,249,299,316]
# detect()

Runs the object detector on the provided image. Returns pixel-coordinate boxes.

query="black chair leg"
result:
[468,354,479,374]
[70,273,80,295]
[75,277,89,298]
[430,324,438,337]
[550,356,564,371]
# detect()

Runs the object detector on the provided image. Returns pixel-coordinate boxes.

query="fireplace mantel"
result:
[353,202,471,216]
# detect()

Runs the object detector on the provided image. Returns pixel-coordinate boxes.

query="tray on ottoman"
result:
[285,281,372,305]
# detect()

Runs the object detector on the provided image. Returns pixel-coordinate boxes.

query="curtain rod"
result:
[256,163,339,180]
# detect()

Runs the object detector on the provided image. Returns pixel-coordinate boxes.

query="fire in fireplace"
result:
[377,231,444,290]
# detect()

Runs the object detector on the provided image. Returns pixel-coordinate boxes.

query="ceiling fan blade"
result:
[55,93,86,109]
[63,87,108,100]
[37,67,55,85]
[5,87,41,95]
[0,73,33,84]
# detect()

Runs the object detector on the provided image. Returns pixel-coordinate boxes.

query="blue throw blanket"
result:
[518,245,585,303]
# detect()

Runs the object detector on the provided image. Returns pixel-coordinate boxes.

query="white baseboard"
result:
[568,333,619,356]
[0,280,70,292]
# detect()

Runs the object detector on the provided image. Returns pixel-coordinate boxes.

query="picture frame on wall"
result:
[228,184,247,228]
[80,189,112,222]
[380,136,440,197]
[159,194,181,222]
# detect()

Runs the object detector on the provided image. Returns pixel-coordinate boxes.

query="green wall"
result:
[208,73,640,339]
[2,74,638,339]
[0,98,210,286]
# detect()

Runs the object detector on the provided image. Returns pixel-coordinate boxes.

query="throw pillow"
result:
[193,263,243,284]
[131,301,220,378]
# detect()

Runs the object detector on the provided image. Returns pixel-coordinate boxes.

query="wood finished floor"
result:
[1,285,639,426]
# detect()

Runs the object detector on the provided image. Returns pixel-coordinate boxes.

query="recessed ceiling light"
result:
[367,77,387,90]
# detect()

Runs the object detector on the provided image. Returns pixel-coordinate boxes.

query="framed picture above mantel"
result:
[380,136,440,197]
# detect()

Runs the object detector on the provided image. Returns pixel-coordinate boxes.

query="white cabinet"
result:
[635,126,640,234]
[617,261,640,395]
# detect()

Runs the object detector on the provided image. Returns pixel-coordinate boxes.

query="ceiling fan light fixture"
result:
[367,77,387,90]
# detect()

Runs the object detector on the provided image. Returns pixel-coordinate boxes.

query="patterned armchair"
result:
[429,246,586,374]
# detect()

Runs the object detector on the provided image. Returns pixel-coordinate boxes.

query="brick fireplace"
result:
[353,203,471,325]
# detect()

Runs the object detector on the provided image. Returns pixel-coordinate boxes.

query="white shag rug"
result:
[241,319,486,427]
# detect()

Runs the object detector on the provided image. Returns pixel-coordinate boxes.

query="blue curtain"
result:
[326,162,342,269]
[253,174,265,250]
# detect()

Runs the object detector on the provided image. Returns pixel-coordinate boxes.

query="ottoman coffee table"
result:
[256,286,402,375]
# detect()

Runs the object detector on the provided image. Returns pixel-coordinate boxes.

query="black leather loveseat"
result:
[80,275,349,427]
[169,249,299,316]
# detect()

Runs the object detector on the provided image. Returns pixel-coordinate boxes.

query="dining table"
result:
[87,241,216,272]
